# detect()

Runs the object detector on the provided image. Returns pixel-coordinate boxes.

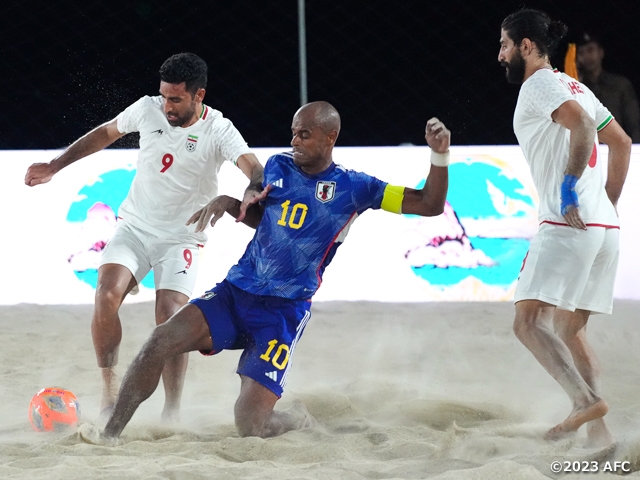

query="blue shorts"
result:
[190,279,312,397]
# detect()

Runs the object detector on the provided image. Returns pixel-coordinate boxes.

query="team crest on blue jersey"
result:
[315,181,336,203]
[186,134,198,152]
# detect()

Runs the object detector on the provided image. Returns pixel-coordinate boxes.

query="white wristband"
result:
[430,150,450,167]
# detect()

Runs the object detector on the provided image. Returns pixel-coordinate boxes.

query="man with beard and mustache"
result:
[498,9,631,447]
[25,52,264,424]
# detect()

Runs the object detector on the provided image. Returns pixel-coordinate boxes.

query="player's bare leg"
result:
[234,375,317,438]
[513,300,608,440]
[554,308,614,448]
[98,305,212,440]
[92,264,137,418]
[155,289,190,424]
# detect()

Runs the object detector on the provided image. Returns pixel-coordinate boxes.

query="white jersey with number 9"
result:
[116,95,252,242]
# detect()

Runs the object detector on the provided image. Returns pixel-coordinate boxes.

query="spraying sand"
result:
[1,300,639,479]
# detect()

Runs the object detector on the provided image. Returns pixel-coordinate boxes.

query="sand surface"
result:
[1,300,639,479]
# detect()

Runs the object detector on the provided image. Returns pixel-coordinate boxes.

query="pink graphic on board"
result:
[67,202,117,272]
[404,201,496,269]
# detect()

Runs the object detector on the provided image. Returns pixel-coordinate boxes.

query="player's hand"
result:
[237,184,272,223]
[25,162,56,186]
[560,174,586,230]
[186,196,231,233]
[563,206,587,230]
[425,118,451,154]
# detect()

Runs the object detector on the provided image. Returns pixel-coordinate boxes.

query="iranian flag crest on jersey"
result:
[186,134,198,152]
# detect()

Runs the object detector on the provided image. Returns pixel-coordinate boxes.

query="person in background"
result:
[576,32,640,142]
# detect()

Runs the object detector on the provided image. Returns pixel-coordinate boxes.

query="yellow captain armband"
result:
[381,184,405,214]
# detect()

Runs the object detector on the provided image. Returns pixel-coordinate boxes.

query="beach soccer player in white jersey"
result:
[24,53,264,423]
[498,9,631,446]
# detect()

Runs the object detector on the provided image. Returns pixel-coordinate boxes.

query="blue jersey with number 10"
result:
[226,152,388,299]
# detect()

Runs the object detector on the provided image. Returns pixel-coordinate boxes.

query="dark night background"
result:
[3,0,639,150]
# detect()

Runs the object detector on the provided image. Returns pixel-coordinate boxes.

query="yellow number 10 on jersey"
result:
[277,200,308,229]
[260,339,290,370]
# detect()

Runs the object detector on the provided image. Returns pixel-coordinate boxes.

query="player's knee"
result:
[155,292,189,325]
[513,314,537,340]
[148,321,191,358]
[554,323,573,344]
[155,304,182,326]
[554,318,586,345]
[142,324,176,359]
[94,284,123,312]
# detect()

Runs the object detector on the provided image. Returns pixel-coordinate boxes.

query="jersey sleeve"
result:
[349,170,388,213]
[116,96,148,134]
[520,71,573,120]
[262,156,277,188]
[595,100,614,131]
[212,117,252,165]
[580,82,614,131]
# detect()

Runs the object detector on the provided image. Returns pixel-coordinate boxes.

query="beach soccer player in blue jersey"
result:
[82,101,450,443]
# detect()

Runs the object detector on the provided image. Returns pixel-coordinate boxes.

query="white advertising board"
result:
[3,145,638,304]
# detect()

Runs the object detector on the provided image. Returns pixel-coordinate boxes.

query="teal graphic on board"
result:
[66,169,154,289]
[403,156,537,290]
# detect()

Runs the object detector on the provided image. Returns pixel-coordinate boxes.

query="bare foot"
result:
[585,418,615,449]
[545,399,609,441]
[78,423,121,446]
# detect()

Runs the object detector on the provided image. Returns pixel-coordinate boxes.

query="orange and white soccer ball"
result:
[28,387,80,432]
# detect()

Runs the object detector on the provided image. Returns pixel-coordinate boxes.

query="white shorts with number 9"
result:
[514,223,619,314]
[99,221,201,297]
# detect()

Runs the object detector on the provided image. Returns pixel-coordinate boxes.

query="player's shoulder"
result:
[123,95,162,115]
[519,69,572,108]
[522,68,562,90]
[334,165,383,194]
[268,151,294,163]
[264,151,294,170]
[201,106,224,125]
[137,95,162,107]
[337,164,372,181]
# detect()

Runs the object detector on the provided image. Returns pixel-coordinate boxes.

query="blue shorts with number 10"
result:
[190,279,311,397]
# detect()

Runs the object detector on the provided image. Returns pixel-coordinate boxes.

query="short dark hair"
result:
[159,53,208,95]
[501,9,568,58]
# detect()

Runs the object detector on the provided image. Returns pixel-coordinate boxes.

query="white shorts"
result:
[100,222,201,297]
[514,223,619,314]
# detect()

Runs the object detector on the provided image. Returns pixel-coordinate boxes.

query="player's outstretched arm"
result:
[235,153,265,223]
[597,119,632,208]
[401,117,450,217]
[25,118,125,187]
[187,185,271,232]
